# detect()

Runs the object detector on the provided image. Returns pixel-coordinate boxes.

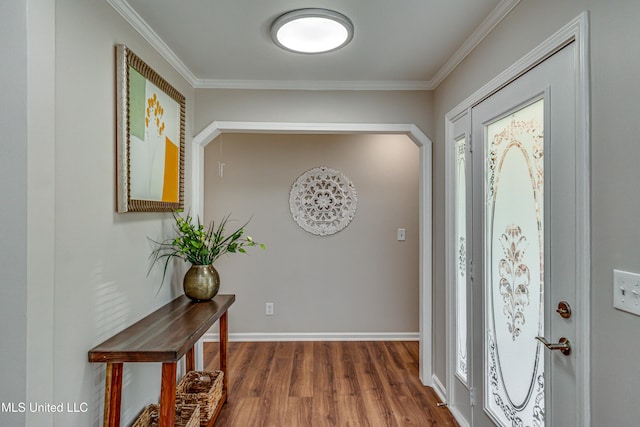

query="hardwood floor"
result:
[204,341,459,426]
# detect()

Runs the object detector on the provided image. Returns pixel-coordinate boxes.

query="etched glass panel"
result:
[455,137,468,383]
[485,99,545,427]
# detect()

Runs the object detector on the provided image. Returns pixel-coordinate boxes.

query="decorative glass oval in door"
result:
[485,99,545,427]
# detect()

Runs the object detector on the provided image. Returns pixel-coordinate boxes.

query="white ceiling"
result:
[108,0,519,90]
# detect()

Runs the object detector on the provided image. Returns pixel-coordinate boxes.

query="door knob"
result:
[535,336,572,356]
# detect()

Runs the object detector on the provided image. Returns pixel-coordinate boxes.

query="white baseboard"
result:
[449,406,471,427]
[203,331,420,342]
[431,374,447,403]
[431,374,471,427]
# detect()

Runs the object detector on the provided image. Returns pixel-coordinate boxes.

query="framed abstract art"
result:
[115,44,185,212]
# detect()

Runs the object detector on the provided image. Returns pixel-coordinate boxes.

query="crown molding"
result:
[193,78,432,91]
[106,0,198,86]
[429,0,520,88]
[108,0,520,91]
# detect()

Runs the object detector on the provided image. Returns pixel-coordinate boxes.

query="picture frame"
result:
[115,44,185,213]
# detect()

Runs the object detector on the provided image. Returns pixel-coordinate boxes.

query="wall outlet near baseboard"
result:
[266,302,274,316]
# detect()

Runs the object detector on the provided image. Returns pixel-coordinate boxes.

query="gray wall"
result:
[19,0,194,425]
[195,89,433,135]
[433,1,640,425]
[1,1,28,425]
[25,0,55,424]
[204,133,420,335]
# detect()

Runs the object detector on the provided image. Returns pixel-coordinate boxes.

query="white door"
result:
[470,41,584,426]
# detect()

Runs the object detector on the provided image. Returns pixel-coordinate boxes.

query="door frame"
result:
[445,12,590,426]
[191,121,433,385]
[445,110,472,426]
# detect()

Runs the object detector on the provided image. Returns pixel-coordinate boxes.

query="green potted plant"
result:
[150,212,265,301]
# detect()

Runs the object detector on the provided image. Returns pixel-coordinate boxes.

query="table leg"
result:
[103,362,123,427]
[220,311,229,394]
[186,346,195,372]
[159,362,177,427]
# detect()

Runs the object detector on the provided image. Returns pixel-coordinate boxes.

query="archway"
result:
[192,121,433,385]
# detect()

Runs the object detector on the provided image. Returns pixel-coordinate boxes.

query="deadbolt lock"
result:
[556,301,572,319]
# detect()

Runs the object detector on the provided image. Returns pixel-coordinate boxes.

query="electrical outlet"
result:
[266,302,274,316]
[613,269,640,316]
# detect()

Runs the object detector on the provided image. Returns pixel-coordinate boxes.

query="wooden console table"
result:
[88,294,235,427]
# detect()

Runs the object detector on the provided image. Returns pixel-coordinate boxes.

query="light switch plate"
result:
[397,228,406,241]
[613,269,640,316]
[266,302,274,316]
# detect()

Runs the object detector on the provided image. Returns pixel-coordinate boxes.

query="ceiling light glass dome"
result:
[271,9,354,54]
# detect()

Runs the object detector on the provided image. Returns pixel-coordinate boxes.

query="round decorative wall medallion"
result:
[289,166,357,236]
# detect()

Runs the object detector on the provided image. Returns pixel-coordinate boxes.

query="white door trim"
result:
[445,11,590,426]
[191,121,434,385]
[444,109,472,425]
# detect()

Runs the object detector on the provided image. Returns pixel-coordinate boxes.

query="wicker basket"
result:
[176,370,224,426]
[132,403,199,427]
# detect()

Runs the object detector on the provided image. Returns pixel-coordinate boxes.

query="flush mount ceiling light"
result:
[271,9,354,54]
